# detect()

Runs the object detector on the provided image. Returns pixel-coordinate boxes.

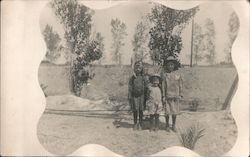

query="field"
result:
[37,63,238,157]
[39,63,237,111]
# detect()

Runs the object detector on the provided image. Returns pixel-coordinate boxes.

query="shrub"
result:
[178,123,205,150]
[189,98,200,111]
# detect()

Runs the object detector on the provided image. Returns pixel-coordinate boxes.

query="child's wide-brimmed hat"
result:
[149,74,162,83]
[163,56,181,69]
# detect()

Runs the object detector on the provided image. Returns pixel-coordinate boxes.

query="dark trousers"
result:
[133,110,143,124]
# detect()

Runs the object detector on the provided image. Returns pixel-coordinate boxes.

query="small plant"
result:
[178,123,205,150]
[189,98,200,111]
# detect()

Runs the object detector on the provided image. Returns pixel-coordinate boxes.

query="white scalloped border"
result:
[1,0,249,156]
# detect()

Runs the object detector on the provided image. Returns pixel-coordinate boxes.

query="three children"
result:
[129,57,183,132]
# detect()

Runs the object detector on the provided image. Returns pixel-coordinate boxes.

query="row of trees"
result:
[43,1,239,66]
[42,0,239,96]
[192,18,216,65]
[192,12,239,65]
[110,4,199,65]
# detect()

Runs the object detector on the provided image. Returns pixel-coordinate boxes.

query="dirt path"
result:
[37,108,237,157]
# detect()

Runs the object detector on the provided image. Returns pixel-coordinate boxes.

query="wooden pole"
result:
[221,74,239,110]
[190,18,194,67]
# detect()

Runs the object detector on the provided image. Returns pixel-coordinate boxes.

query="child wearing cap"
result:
[128,61,147,131]
[146,74,162,132]
[162,58,183,132]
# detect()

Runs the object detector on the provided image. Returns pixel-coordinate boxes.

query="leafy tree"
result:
[148,4,199,65]
[224,12,240,63]
[110,18,127,64]
[51,0,103,95]
[94,32,105,64]
[84,32,104,63]
[132,18,150,63]
[42,24,62,62]
[203,18,216,65]
[193,23,204,65]
[51,0,92,57]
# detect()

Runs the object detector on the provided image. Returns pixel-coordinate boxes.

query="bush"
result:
[178,123,205,150]
[189,98,200,111]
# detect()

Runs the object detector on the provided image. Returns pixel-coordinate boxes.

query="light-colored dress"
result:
[146,85,162,115]
[162,71,183,115]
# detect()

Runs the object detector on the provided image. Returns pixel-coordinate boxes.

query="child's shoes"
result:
[133,124,138,131]
[171,126,177,132]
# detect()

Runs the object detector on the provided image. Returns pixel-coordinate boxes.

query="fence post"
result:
[221,74,239,110]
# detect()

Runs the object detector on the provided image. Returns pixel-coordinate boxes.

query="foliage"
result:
[94,32,105,64]
[42,24,62,62]
[110,18,128,64]
[228,12,240,42]
[51,0,92,53]
[132,18,150,62]
[224,12,240,63]
[193,23,204,65]
[84,32,104,64]
[148,4,199,65]
[51,0,104,95]
[203,18,216,65]
[178,123,205,150]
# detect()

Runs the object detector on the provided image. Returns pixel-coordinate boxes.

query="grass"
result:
[178,123,205,150]
[39,63,237,111]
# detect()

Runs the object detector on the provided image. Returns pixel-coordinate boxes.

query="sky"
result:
[40,1,237,65]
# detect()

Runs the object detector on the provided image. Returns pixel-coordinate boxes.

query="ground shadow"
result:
[112,116,167,131]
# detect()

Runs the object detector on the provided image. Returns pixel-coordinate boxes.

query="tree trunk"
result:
[69,52,75,95]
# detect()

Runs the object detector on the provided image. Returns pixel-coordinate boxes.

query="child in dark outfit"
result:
[128,61,147,131]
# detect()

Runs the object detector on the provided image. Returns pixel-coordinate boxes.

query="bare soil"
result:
[38,64,238,156]
[37,95,237,157]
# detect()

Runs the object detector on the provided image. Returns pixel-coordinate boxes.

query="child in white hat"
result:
[146,74,162,132]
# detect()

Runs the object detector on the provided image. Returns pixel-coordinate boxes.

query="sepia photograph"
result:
[37,1,240,156]
[1,0,249,157]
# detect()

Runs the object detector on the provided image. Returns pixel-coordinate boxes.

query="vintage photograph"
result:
[37,1,239,156]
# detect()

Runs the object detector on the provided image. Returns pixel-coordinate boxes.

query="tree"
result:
[193,23,204,65]
[110,18,127,64]
[203,18,216,65]
[224,12,240,63]
[132,18,150,63]
[42,24,62,62]
[148,4,199,65]
[94,32,105,64]
[51,0,103,95]
[84,32,104,63]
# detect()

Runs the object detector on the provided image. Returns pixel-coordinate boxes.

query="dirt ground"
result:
[38,64,238,156]
[37,95,237,157]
